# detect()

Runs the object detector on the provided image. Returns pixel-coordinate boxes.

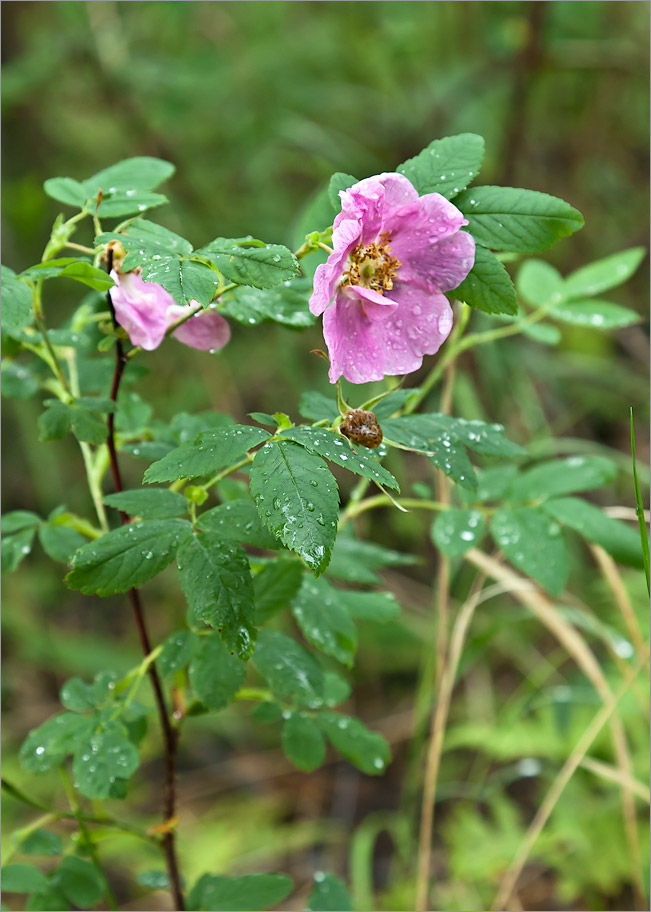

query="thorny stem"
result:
[105,254,186,911]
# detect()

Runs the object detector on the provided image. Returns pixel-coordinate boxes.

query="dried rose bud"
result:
[340,409,383,448]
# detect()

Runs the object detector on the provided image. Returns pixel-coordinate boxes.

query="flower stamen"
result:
[341,232,401,295]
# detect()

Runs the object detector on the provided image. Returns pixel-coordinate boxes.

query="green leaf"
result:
[56,855,106,908]
[60,677,98,713]
[198,499,280,549]
[327,535,417,585]
[1,864,48,893]
[521,322,561,346]
[250,440,339,575]
[282,713,326,771]
[188,634,246,710]
[323,672,351,708]
[253,558,304,624]
[136,871,170,890]
[372,388,420,419]
[73,721,140,798]
[548,299,640,330]
[194,238,299,289]
[65,518,193,596]
[103,488,187,519]
[57,262,114,292]
[19,713,92,773]
[418,414,524,458]
[20,829,63,857]
[39,519,86,563]
[453,244,518,316]
[140,257,220,307]
[187,873,293,912]
[24,886,69,911]
[328,172,358,211]
[97,191,168,218]
[69,407,108,445]
[398,133,485,199]
[253,630,325,709]
[316,712,391,775]
[564,247,646,299]
[541,497,644,569]
[2,510,41,534]
[96,220,192,271]
[507,456,617,502]
[280,426,399,490]
[516,259,565,307]
[220,280,314,327]
[467,465,520,503]
[178,531,255,659]
[84,157,175,194]
[382,416,477,489]
[307,873,353,912]
[2,528,36,573]
[298,391,339,422]
[43,177,88,207]
[432,509,486,557]
[2,271,33,333]
[144,426,269,483]
[338,590,401,622]
[491,507,569,595]
[158,630,198,678]
[291,576,357,667]
[1,360,41,399]
[455,186,584,253]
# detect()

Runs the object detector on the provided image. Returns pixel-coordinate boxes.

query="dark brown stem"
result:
[105,257,186,911]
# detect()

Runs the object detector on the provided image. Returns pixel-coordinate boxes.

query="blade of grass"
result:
[630,407,650,594]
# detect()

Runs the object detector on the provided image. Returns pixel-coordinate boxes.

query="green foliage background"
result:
[2,2,649,910]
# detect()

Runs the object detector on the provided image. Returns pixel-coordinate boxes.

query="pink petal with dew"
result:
[323,291,389,384]
[387,193,475,292]
[109,270,172,350]
[349,285,400,322]
[378,283,453,374]
[336,173,419,245]
[168,304,231,351]
[309,218,361,316]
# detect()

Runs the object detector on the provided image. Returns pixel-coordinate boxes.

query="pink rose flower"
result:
[309,173,475,383]
[109,270,230,352]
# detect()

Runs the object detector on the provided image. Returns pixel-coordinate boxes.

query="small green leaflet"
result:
[1,267,33,333]
[432,509,486,557]
[541,497,644,569]
[21,260,114,292]
[56,856,106,909]
[282,713,326,771]
[20,829,63,857]
[103,488,188,519]
[1,359,41,399]
[338,590,401,622]
[140,257,220,307]
[516,259,565,308]
[72,721,140,799]
[280,425,399,490]
[253,630,325,709]
[198,499,280,549]
[0,864,49,894]
[455,186,584,254]
[327,535,417,585]
[398,133,485,199]
[291,576,357,667]
[2,510,41,533]
[307,872,353,912]
[65,519,193,596]
[19,713,93,773]
[250,440,339,575]
[316,712,391,775]
[382,416,477,489]
[220,280,315,327]
[2,527,37,573]
[491,506,569,596]
[453,244,518,316]
[298,390,339,422]
[564,247,646,299]
[547,299,640,330]
[60,677,98,713]
[158,630,198,678]
[144,425,270,483]
[254,558,304,624]
[188,634,246,710]
[43,177,88,208]
[38,400,108,446]
[193,238,299,290]
[96,219,192,270]
[328,172,358,211]
[177,530,256,659]
[46,157,174,216]
[187,873,293,912]
[507,455,617,502]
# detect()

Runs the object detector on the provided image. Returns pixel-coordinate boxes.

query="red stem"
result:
[105,260,185,911]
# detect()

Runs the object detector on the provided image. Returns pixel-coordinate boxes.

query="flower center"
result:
[340,232,401,295]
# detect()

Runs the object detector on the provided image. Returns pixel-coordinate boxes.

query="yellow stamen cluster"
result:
[340,232,401,295]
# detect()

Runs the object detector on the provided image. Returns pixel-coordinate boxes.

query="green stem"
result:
[199,454,254,492]
[33,298,70,396]
[60,768,118,911]
[340,495,448,525]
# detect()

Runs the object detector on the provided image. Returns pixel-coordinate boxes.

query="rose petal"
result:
[387,193,475,292]
[168,304,231,351]
[379,283,453,373]
[344,285,399,322]
[310,218,361,316]
[109,270,171,350]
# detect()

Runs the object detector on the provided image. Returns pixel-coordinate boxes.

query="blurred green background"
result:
[2,2,649,910]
